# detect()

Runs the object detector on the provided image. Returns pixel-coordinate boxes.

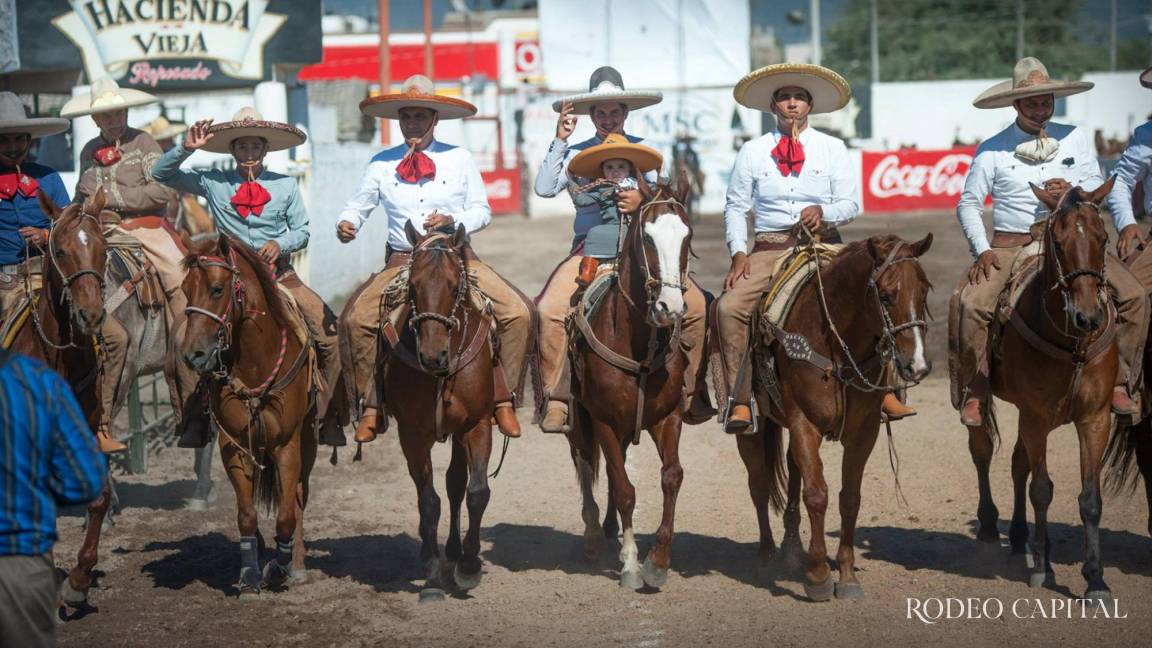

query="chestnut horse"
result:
[738,232,933,601]
[9,190,111,609]
[967,181,1118,602]
[180,233,316,595]
[380,223,494,602]
[566,176,692,590]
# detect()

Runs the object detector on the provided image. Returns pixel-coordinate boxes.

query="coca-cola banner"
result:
[862,147,976,213]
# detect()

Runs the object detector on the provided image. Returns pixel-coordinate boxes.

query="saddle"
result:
[104,231,166,315]
[0,297,32,350]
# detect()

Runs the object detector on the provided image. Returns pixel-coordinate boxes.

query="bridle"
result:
[28,209,108,350]
[1041,200,1108,325]
[407,233,471,343]
[619,190,690,317]
[183,249,247,378]
[868,243,930,379]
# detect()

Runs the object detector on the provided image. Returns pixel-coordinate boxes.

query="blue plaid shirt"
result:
[0,350,105,556]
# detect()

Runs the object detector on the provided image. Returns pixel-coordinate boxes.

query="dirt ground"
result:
[55,212,1152,647]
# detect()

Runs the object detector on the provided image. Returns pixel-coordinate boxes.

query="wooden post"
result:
[378,0,391,146]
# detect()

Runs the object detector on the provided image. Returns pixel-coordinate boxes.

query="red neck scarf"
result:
[397,148,435,183]
[94,141,122,166]
[231,165,270,218]
[771,132,805,176]
[0,165,39,200]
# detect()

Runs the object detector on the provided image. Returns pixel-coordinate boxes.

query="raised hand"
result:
[183,119,215,151]
[556,101,577,141]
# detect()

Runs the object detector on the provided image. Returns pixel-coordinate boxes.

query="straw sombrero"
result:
[0,92,69,138]
[1141,66,1152,90]
[568,134,663,179]
[973,57,1093,109]
[201,107,306,154]
[359,75,476,120]
[142,116,187,141]
[552,66,663,115]
[60,77,158,118]
[733,63,851,114]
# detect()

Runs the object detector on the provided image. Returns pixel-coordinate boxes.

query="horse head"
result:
[39,188,109,335]
[1031,177,1114,334]
[179,232,241,373]
[865,233,934,382]
[630,172,693,328]
[404,220,470,376]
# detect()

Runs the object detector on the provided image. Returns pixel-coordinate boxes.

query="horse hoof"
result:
[185,498,209,511]
[640,556,668,589]
[58,579,88,607]
[419,588,446,604]
[262,560,291,588]
[583,533,605,560]
[804,577,834,602]
[1084,589,1112,604]
[834,581,865,599]
[237,589,261,602]
[453,563,482,591]
[620,569,644,591]
[289,568,309,585]
[1028,572,1049,588]
[238,566,262,594]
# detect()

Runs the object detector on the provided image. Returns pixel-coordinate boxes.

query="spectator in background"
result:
[0,348,106,648]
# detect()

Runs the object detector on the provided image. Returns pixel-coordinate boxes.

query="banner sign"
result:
[862,147,977,212]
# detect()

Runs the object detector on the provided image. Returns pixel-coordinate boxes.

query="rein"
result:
[26,211,108,352]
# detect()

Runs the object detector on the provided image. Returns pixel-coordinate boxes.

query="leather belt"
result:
[751,227,842,252]
[990,231,1034,248]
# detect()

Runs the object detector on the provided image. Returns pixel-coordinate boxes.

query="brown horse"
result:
[967,181,1117,602]
[379,223,495,602]
[566,176,693,590]
[738,232,933,601]
[9,191,113,610]
[180,233,316,595]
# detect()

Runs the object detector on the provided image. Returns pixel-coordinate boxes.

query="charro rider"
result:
[0,93,70,325]
[951,57,1149,427]
[533,66,716,432]
[716,62,916,433]
[151,107,346,447]
[337,74,534,443]
[1111,67,1152,273]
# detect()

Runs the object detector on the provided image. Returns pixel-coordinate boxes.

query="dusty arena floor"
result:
[55,212,1152,647]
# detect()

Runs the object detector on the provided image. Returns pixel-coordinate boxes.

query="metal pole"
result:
[870,0,879,84]
[128,379,146,474]
[1109,0,1117,71]
[377,0,390,146]
[1016,0,1025,59]
[423,0,434,79]
[811,0,822,66]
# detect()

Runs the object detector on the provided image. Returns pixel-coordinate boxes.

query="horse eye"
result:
[879,292,893,306]
[54,248,66,257]
[210,284,225,298]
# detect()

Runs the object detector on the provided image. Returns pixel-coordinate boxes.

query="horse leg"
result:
[453,420,493,591]
[291,415,317,584]
[640,414,684,589]
[968,424,1000,542]
[445,436,467,570]
[788,418,832,602]
[188,441,217,511]
[220,442,261,595]
[1017,420,1054,588]
[780,445,805,568]
[833,416,881,600]
[595,419,641,589]
[400,430,445,603]
[568,404,605,558]
[60,477,113,608]
[1009,437,1031,554]
[735,419,778,561]
[1077,413,1112,602]
[262,435,302,589]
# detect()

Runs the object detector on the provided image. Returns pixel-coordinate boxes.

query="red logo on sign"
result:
[862,147,977,212]
[514,39,541,74]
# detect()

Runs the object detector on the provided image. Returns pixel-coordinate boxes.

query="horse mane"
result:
[182,234,297,334]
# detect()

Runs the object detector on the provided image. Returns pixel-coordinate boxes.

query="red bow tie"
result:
[231,181,271,218]
[397,150,436,183]
[771,135,805,176]
[0,170,39,200]
[94,145,122,166]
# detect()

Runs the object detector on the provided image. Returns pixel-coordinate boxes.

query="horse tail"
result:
[763,420,787,512]
[253,453,281,513]
[1104,417,1150,495]
[570,402,600,485]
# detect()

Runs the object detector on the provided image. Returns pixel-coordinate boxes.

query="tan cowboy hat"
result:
[568,134,663,179]
[552,66,663,115]
[0,92,69,138]
[734,63,851,115]
[973,57,1093,109]
[60,77,158,118]
[1141,66,1152,90]
[142,116,188,141]
[358,75,477,120]
[201,107,306,154]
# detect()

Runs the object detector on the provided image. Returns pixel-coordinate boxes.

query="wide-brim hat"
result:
[568,134,663,179]
[1141,66,1152,90]
[201,107,306,154]
[973,57,1093,109]
[734,63,852,114]
[552,66,663,115]
[0,92,69,138]
[143,116,188,141]
[60,77,158,118]
[359,75,476,120]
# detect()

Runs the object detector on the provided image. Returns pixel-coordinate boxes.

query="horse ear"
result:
[179,230,194,252]
[216,231,230,256]
[636,173,652,200]
[38,191,61,221]
[404,220,423,247]
[866,235,893,264]
[452,223,466,248]
[82,186,107,217]
[1029,182,1060,212]
[1082,175,1116,206]
[910,232,933,257]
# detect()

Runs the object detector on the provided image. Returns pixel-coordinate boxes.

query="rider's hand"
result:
[555,101,577,141]
[183,119,215,151]
[258,240,281,263]
[968,250,1001,285]
[336,220,358,243]
[18,226,48,248]
[724,252,751,291]
[1118,224,1146,261]
[423,211,455,231]
[616,189,641,215]
[1042,177,1071,202]
[799,205,824,231]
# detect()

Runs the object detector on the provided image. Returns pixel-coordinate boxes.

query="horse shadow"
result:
[482,523,809,600]
[306,534,424,594]
[108,479,203,511]
[138,532,241,595]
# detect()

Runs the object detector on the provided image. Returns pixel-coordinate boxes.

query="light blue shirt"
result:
[1107,121,1152,230]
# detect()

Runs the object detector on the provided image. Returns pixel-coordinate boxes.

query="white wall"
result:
[1067,71,1152,142]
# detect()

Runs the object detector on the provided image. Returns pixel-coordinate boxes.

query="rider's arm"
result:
[821,139,861,225]
[337,156,384,232]
[39,170,71,209]
[957,145,995,258]
[151,145,208,196]
[1068,126,1105,193]
[1106,126,1151,232]
[723,141,755,257]
[454,154,492,235]
[534,138,571,198]
[42,365,106,506]
[274,181,310,255]
[125,134,180,213]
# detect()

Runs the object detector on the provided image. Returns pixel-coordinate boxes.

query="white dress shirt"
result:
[723,127,859,257]
[338,139,491,251]
[1106,121,1152,230]
[534,133,659,247]
[957,122,1106,258]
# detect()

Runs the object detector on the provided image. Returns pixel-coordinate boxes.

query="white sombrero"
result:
[733,63,852,114]
[142,116,188,141]
[60,77,158,118]
[973,57,1093,109]
[551,66,663,115]
[1141,66,1152,90]
[0,92,69,138]
[201,107,306,154]
[359,75,477,120]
